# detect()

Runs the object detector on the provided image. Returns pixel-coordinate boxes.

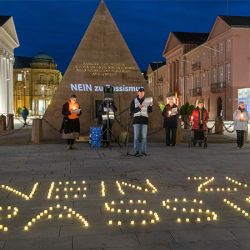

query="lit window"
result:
[227,39,231,52]
[17,74,23,81]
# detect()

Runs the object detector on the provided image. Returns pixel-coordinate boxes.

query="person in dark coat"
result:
[62,94,82,149]
[97,101,117,147]
[162,97,179,146]
[21,106,29,127]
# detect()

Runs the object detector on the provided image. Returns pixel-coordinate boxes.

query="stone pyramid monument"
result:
[42,0,162,140]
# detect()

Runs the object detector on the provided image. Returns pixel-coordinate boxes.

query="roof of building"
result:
[172,31,209,45]
[149,61,166,71]
[33,52,54,62]
[220,15,250,28]
[14,52,56,69]
[14,56,33,69]
[0,16,11,27]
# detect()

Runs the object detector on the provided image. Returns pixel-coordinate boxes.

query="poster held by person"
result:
[62,94,82,150]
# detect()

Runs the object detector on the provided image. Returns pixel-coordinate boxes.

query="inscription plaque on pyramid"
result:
[42,0,162,140]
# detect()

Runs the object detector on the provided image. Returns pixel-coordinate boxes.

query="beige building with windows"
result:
[163,31,209,104]
[13,52,62,116]
[163,15,250,120]
[147,62,168,102]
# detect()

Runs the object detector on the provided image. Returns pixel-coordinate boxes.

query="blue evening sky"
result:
[1,0,250,72]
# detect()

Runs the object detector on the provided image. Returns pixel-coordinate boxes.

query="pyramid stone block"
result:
[42,0,162,140]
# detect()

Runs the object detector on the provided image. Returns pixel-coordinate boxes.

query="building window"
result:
[219,42,223,52]
[226,63,231,84]
[50,75,54,82]
[227,39,231,52]
[219,66,224,82]
[213,68,217,83]
[202,73,206,86]
[213,46,217,58]
[39,75,45,82]
[17,74,23,81]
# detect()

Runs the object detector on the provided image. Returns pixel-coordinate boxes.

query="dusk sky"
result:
[1,0,250,73]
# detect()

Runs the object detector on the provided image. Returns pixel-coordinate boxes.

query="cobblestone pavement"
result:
[0,142,250,250]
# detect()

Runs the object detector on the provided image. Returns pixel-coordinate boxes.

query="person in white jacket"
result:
[233,102,250,148]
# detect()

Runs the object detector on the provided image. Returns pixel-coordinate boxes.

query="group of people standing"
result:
[60,89,250,152]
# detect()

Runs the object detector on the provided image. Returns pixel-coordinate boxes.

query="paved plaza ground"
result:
[0,141,250,250]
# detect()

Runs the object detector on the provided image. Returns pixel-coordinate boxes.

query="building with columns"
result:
[0,16,19,115]
[163,15,250,120]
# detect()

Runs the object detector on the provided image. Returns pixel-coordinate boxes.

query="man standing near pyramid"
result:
[130,87,153,156]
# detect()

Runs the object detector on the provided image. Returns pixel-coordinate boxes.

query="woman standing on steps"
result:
[62,94,82,149]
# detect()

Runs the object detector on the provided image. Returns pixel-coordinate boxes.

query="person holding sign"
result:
[62,94,82,149]
[162,97,179,146]
[130,87,153,156]
[233,101,249,148]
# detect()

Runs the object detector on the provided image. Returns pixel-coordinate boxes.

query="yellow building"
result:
[13,52,62,115]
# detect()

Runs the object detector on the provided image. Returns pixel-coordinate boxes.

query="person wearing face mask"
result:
[62,94,82,149]
[190,99,209,147]
[233,101,250,149]
[162,97,179,146]
[130,87,153,156]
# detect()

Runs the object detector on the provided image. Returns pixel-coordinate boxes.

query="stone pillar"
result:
[0,51,7,114]
[32,119,43,144]
[176,60,179,93]
[6,114,14,130]
[169,63,173,92]
[215,116,223,135]
[8,58,14,114]
[0,115,7,131]
[171,62,174,92]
